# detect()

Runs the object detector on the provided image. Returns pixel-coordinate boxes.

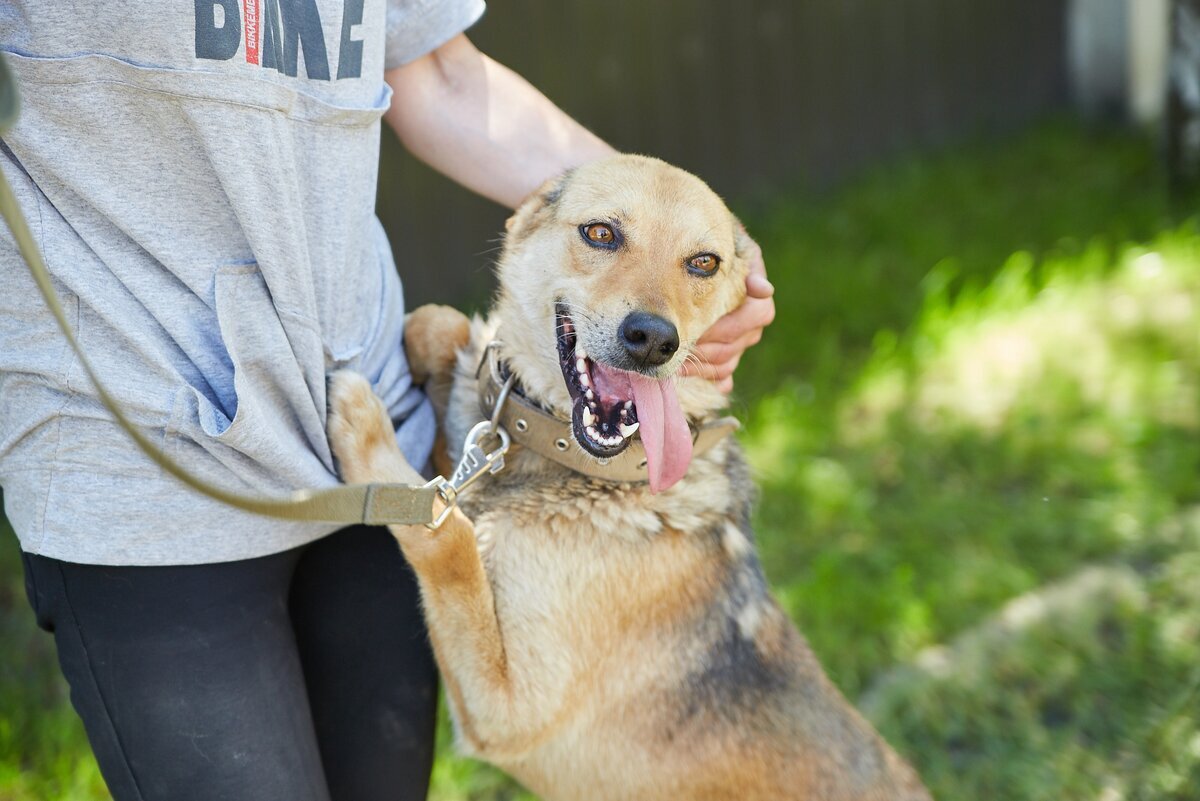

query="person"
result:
[0,3,775,800]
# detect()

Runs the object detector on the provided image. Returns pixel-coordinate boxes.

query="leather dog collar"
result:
[476,341,739,483]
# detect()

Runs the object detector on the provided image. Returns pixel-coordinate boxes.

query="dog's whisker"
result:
[558,299,600,316]
[679,344,712,373]
[559,301,603,328]
[680,357,703,378]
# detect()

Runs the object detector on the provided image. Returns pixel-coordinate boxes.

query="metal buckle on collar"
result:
[424,376,514,530]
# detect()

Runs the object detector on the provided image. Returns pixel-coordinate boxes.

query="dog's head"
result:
[492,155,750,492]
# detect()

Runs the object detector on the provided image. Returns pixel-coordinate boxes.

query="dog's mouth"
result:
[556,303,640,458]
[554,302,696,492]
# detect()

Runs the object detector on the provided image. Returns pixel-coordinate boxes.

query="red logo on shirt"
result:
[243,0,260,65]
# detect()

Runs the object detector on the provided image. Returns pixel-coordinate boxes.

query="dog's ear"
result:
[504,169,573,238]
[730,215,755,299]
[733,217,753,259]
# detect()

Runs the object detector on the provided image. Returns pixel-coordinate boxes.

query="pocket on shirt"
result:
[168,263,335,490]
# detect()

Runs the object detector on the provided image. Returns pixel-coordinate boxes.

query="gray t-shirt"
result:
[0,0,485,565]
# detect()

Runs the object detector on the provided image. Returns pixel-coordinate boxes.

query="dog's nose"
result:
[619,311,680,367]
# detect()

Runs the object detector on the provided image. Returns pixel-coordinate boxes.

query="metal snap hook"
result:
[488,374,515,436]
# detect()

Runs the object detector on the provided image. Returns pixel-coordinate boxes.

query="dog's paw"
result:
[328,370,405,485]
[405,304,471,384]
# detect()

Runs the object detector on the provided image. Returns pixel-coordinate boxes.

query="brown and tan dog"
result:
[328,155,931,801]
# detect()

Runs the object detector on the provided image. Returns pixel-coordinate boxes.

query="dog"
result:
[328,155,931,800]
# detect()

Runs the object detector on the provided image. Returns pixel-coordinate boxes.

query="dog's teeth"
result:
[576,346,587,359]
[619,421,639,438]
[576,358,587,374]
[624,401,633,411]
[586,390,594,401]
[620,407,627,418]
[586,426,599,440]
[579,373,590,387]
[582,406,596,427]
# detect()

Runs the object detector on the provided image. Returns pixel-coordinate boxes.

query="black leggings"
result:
[20,526,438,801]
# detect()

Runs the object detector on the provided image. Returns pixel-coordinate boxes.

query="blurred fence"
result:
[378,0,1070,308]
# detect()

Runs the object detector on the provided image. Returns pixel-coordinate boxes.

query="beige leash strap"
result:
[0,54,438,526]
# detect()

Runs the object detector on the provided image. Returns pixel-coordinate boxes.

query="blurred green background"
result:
[5,2,1200,800]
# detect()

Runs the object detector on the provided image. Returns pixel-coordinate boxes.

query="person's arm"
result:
[384,34,612,208]
[384,34,773,389]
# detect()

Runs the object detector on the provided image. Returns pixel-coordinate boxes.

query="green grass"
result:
[3,120,1198,800]
[0,523,109,801]
[744,228,1200,801]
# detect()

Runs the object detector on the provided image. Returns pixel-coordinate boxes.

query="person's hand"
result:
[682,235,775,393]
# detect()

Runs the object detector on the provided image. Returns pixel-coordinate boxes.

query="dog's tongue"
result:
[629,373,693,492]
[591,363,693,493]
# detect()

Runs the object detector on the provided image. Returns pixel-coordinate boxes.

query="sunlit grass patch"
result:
[748,221,1200,660]
[848,239,1200,439]
[745,222,1200,798]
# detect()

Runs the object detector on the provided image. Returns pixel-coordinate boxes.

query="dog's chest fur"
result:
[416,319,932,801]
[451,456,801,800]
[437,332,816,792]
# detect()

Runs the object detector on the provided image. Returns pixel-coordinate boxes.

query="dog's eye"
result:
[686,253,720,277]
[580,223,618,248]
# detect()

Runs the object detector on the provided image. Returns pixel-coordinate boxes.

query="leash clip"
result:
[425,382,514,530]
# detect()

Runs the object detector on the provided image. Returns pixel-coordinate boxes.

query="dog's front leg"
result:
[328,371,547,759]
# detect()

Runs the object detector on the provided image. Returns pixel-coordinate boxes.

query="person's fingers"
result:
[716,376,734,394]
[747,271,774,298]
[695,295,776,345]
[741,239,774,298]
